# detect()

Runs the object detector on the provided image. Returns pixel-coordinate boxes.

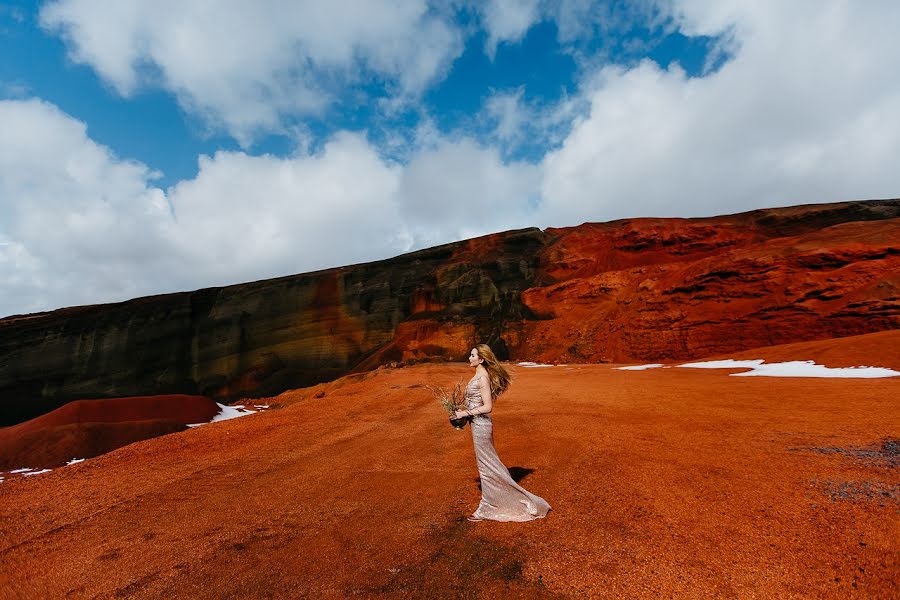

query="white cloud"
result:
[482,86,587,157]
[536,0,900,226]
[544,0,673,50]
[161,132,406,287]
[0,99,535,318]
[484,88,527,146]
[0,98,173,317]
[477,0,671,57]
[0,100,415,317]
[479,0,541,59]
[40,0,464,144]
[397,137,540,248]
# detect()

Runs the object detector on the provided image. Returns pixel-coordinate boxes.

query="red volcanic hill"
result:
[0,331,897,598]
[1,198,898,426]
[0,394,219,470]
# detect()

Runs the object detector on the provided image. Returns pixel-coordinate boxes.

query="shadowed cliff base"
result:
[1,330,897,598]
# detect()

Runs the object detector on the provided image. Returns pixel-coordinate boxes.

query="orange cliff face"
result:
[0,198,898,425]
[515,217,900,363]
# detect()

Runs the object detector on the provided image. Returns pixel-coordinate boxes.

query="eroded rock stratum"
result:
[1,198,898,424]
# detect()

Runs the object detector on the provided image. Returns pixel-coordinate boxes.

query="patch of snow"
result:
[9,467,33,473]
[66,458,85,466]
[615,364,664,371]
[23,469,52,476]
[187,403,258,428]
[211,402,256,422]
[517,362,554,367]
[679,359,765,370]
[677,359,900,378]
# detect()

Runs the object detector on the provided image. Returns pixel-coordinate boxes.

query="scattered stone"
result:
[788,438,900,468]
[808,479,899,505]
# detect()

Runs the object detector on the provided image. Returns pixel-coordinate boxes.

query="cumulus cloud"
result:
[536,0,900,225]
[483,89,528,146]
[0,99,534,318]
[161,132,406,286]
[479,0,541,59]
[482,86,587,158]
[397,137,541,248]
[39,0,464,144]
[477,0,664,50]
[0,100,416,317]
[0,98,173,316]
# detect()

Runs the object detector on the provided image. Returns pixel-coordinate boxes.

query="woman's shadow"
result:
[474,466,534,491]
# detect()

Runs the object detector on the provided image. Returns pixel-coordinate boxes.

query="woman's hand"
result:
[453,409,469,420]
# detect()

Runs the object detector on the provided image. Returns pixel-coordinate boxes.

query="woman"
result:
[453,344,552,522]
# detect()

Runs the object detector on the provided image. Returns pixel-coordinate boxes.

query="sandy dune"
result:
[0,331,897,598]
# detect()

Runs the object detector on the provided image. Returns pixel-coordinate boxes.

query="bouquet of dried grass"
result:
[426,379,469,429]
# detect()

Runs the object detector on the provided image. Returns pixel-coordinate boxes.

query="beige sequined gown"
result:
[465,375,551,522]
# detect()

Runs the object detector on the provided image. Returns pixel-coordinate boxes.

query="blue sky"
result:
[1,1,718,187]
[1,1,899,317]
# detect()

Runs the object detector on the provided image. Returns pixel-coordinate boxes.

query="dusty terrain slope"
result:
[1,330,897,598]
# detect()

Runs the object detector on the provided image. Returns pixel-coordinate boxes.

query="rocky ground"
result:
[1,330,898,598]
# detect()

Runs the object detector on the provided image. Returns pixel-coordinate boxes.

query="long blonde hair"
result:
[474,343,512,399]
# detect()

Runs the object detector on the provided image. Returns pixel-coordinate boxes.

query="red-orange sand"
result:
[1,331,898,598]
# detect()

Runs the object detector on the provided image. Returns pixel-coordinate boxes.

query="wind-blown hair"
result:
[474,344,512,399]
